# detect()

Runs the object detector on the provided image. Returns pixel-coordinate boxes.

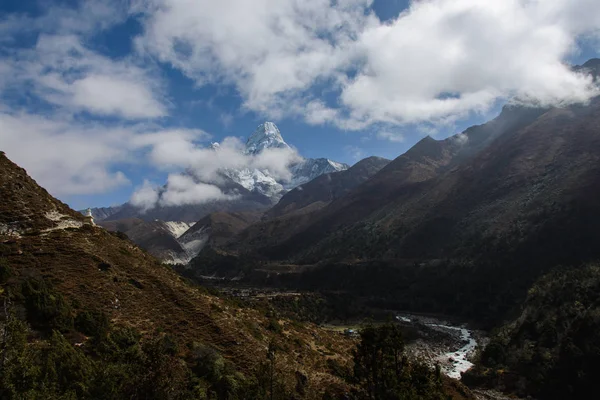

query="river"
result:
[396,314,480,380]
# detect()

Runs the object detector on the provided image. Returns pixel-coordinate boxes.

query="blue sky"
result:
[1,0,599,210]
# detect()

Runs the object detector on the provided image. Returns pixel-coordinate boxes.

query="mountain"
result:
[244,121,290,154]
[177,156,389,272]
[175,211,263,264]
[214,103,547,261]
[100,154,372,265]
[0,150,475,399]
[194,66,600,327]
[96,211,262,265]
[0,150,360,398]
[97,218,194,263]
[574,57,600,80]
[266,156,391,219]
[85,121,348,263]
[287,158,350,189]
[89,122,347,223]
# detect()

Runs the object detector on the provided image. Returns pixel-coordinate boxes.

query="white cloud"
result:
[136,0,600,129]
[129,133,303,209]
[146,135,302,182]
[377,131,405,143]
[0,111,207,196]
[159,175,234,206]
[341,0,600,126]
[135,0,376,120]
[452,132,469,146]
[69,74,165,119]
[3,34,168,119]
[131,176,234,210]
[130,180,160,211]
[0,1,188,201]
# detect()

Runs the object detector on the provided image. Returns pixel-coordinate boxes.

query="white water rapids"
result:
[396,315,478,379]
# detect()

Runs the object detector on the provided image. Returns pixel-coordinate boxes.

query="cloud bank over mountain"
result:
[0,0,599,203]
[130,134,303,210]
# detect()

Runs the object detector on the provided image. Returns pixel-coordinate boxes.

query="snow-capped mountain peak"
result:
[245,122,290,154]
[286,158,349,189]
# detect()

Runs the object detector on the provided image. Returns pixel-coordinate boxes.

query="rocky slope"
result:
[97,218,193,263]
[176,211,262,264]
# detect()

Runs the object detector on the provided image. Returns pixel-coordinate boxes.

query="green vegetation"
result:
[0,274,266,399]
[267,292,371,324]
[21,277,74,332]
[0,268,471,400]
[464,263,600,399]
[0,258,11,284]
[352,324,451,400]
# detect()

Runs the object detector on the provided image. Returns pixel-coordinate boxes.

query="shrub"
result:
[21,278,73,332]
[0,258,12,284]
[75,310,110,338]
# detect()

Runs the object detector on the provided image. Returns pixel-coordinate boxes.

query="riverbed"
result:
[396,314,482,380]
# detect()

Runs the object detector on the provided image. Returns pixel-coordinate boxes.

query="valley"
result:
[193,280,485,381]
[3,1,600,398]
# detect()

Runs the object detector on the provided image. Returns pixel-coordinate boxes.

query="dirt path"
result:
[472,389,525,400]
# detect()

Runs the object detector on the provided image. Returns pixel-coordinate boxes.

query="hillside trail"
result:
[472,389,527,400]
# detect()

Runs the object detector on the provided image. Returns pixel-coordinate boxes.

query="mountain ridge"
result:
[190,87,600,328]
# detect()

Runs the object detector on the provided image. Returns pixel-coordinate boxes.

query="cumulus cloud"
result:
[3,34,167,119]
[159,175,234,206]
[147,136,302,181]
[136,0,600,129]
[129,135,303,209]
[0,1,198,200]
[341,0,600,126]
[130,180,160,211]
[0,111,208,196]
[135,0,376,120]
[131,175,234,210]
